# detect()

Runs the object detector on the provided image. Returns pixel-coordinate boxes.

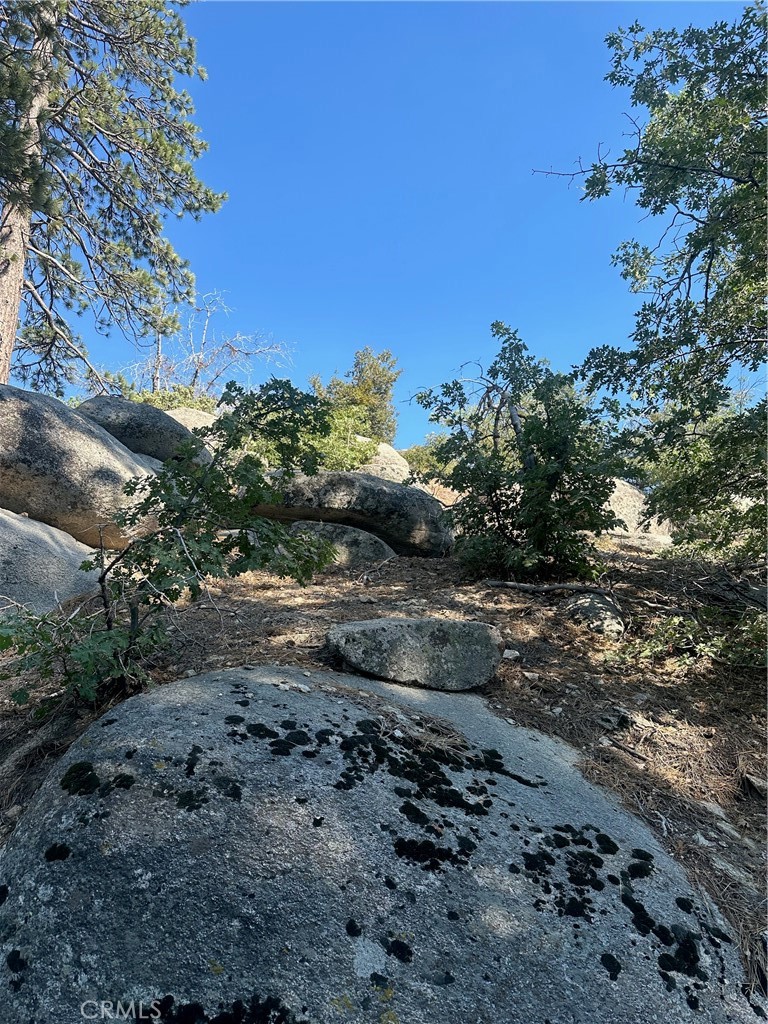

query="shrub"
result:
[415,323,624,579]
[0,380,335,702]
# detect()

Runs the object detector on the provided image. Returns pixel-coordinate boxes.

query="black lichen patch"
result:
[676,896,694,914]
[594,833,619,856]
[370,973,389,990]
[113,773,135,790]
[653,924,676,947]
[620,891,656,936]
[565,849,605,891]
[522,849,556,875]
[284,730,311,746]
[394,837,468,871]
[60,761,100,796]
[224,715,245,726]
[151,992,307,1023]
[399,801,430,827]
[176,788,209,812]
[269,739,295,756]
[631,848,654,862]
[0,884,8,906]
[246,723,279,740]
[659,970,677,991]
[657,932,708,981]
[627,860,654,880]
[600,953,622,981]
[212,776,242,802]
[6,950,27,973]
[44,842,71,862]
[384,937,413,963]
[346,919,363,937]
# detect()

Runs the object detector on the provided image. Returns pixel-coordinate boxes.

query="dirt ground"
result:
[1,541,765,991]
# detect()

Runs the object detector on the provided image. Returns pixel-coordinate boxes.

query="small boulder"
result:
[562,593,625,638]
[252,471,453,556]
[78,395,209,463]
[289,521,396,567]
[0,510,99,614]
[327,617,503,690]
[0,385,158,549]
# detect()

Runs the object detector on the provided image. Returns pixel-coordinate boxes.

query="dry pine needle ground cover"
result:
[0,544,765,990]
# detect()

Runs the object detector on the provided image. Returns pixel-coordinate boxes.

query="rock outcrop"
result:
[0,385,158,549]
[78,395,209,463]
[327,617,503,690]
[253,472,453,557]
[289,521,396,567]
[606,479,671,537]
[0,510,100,614]
[165,406,217,432]
[0,665,755,1023]
[357,440,410,483]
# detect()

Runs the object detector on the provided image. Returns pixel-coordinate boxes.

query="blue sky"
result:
[88,1,742,447]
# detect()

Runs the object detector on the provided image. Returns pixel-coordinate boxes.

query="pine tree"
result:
[0,1,224,391]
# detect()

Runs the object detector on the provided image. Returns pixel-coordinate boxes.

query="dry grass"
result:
[0,545,765,989]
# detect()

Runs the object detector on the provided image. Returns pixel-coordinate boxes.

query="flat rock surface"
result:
[327,618,503,690]
[0,666,755,1024]
[0,509,99,614]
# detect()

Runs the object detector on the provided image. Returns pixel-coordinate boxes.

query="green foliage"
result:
[574,4,767,561]
[415,322,624,580]
[1,1,224,391]
[312,346,402,444]
[643,399,766,560]
[613,606,766,671]
[100,375,218,414]
[401,433,450,479]
[0,380,335,701]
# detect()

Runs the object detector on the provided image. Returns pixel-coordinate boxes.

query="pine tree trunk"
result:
[0,9,56,385]
[0,205,31,383]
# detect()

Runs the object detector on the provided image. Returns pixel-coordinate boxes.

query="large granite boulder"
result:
[0,509,100,614]
[606,479,671,537]
[252,472,453,557]
[165,406,217,432]
[78,395,209,463]
[0,666,756,1023]
[357,440,410,483]
[0,385,159,549]
[327,617,503,690]
[289,521,396,567]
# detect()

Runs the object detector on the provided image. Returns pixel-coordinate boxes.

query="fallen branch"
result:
[484,580,610,596]
[606,737,649,762]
